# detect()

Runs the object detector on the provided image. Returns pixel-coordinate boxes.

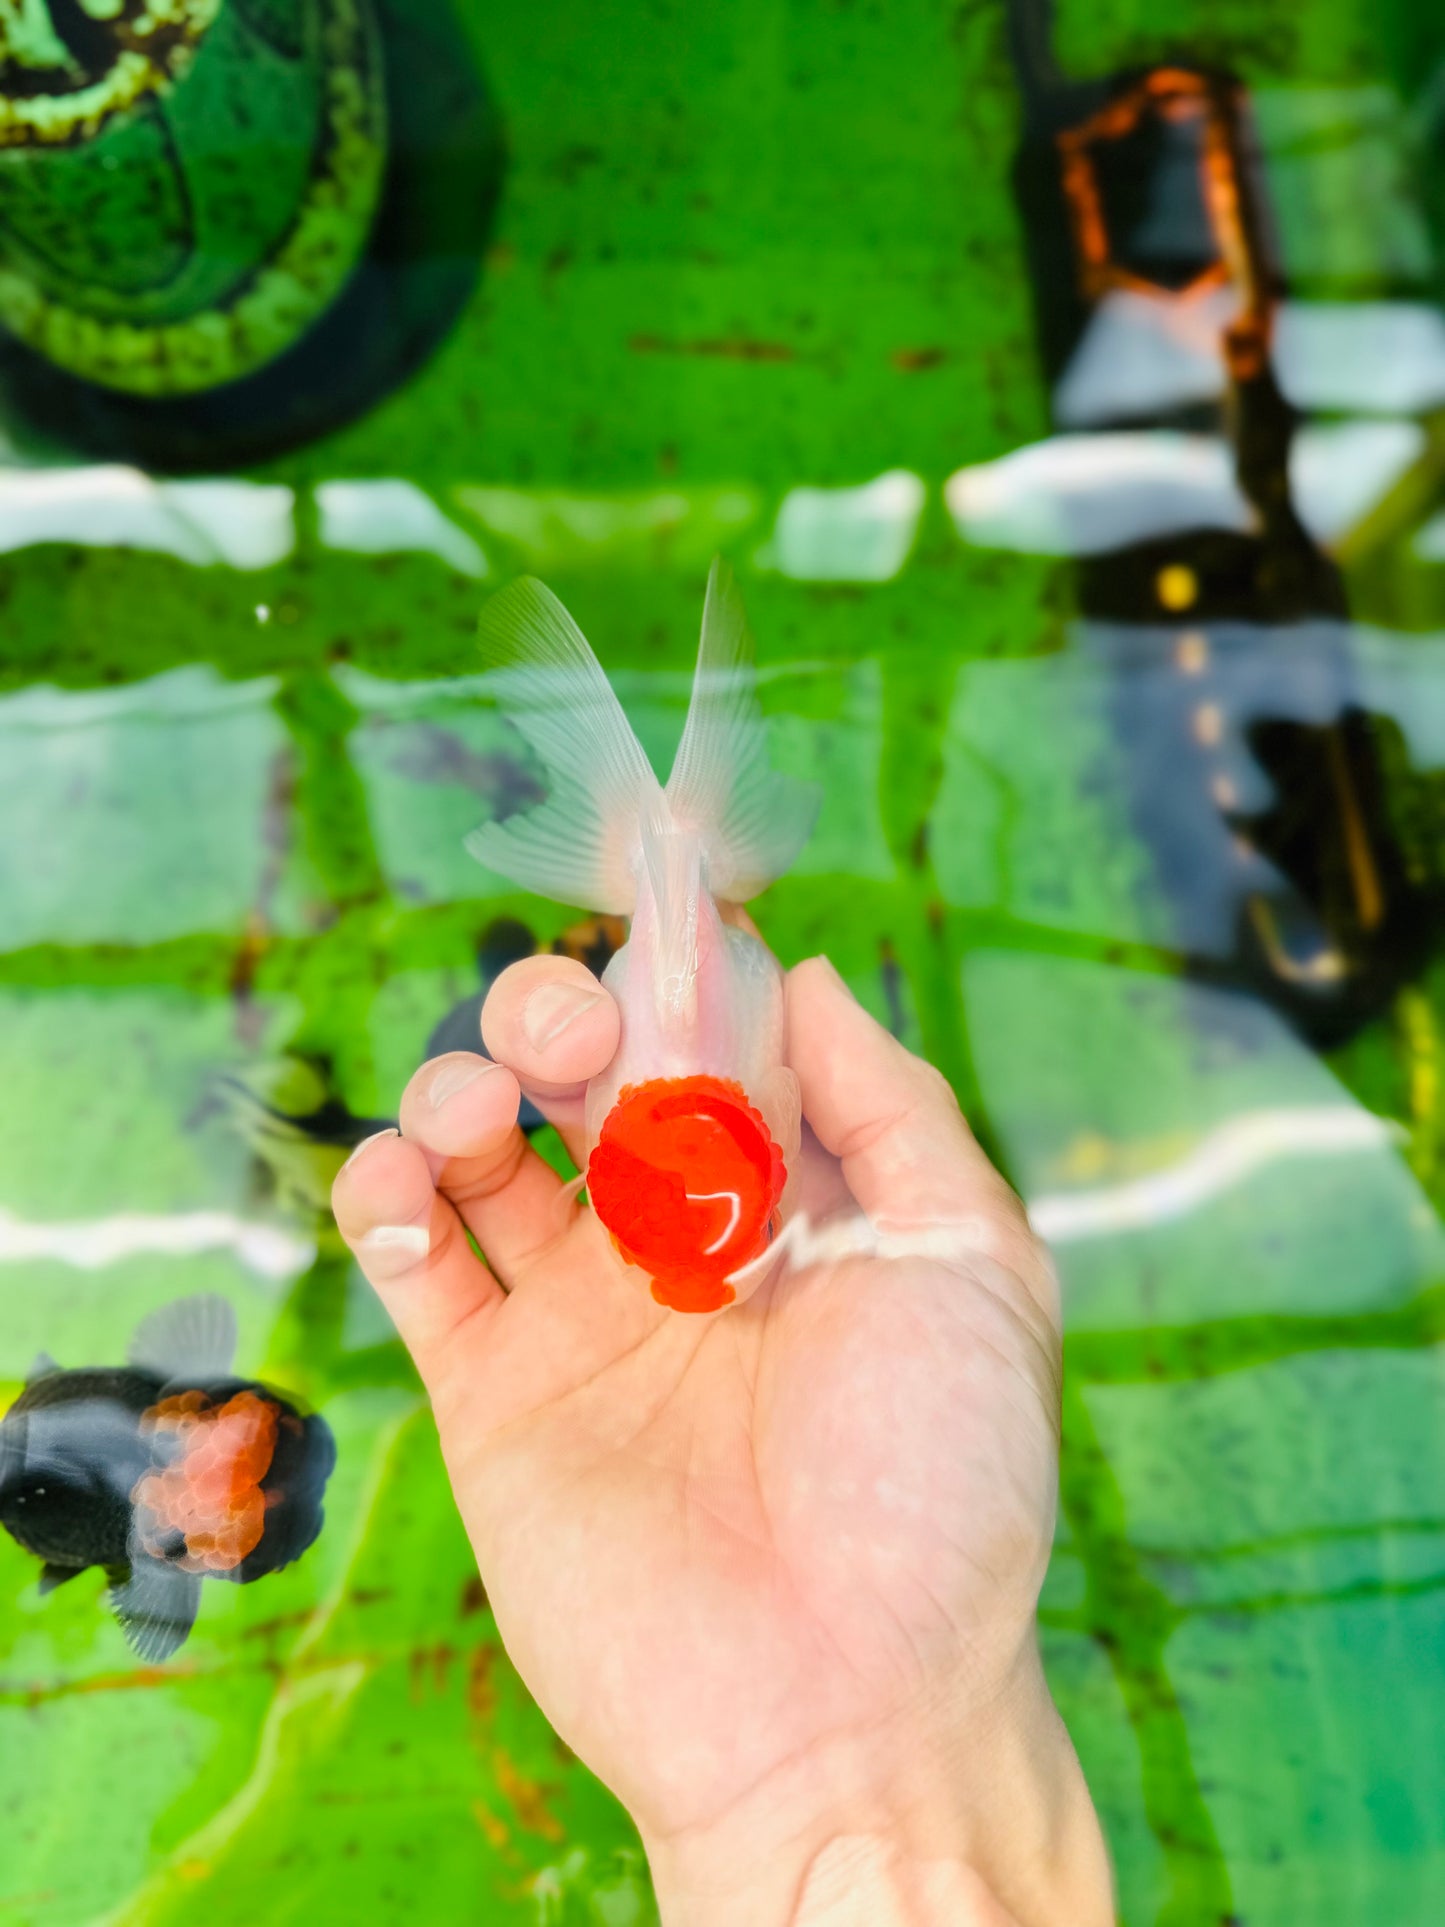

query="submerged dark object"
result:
[223,915,631,1198]
[1006,7,1437,1046]
[0,0,504,467]
[0,1296,334,1661]
[423,915,628,1064]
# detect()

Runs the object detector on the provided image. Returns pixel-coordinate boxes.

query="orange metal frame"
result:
[1056,67,1271,378]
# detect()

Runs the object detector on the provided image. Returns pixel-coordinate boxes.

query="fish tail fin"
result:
[665,558,819,901]
[465,579,663,913]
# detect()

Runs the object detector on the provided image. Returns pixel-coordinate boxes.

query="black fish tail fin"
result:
[106,1559,201,1662]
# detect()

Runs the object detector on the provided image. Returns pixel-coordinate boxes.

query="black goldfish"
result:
[0,1296,334,1662]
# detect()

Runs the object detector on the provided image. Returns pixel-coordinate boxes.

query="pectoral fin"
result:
[38,1562,85,1595]
[106,1559,201,1662]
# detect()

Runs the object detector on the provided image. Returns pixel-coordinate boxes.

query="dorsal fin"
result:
[24,1352,61,1388]
[127,1296,237,1382]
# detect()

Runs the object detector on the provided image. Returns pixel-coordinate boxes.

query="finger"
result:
[786,957,1057,1319]
[331,1127,505,1391]
[786,1120,852,1224]
[397,1052,580,1282]
[480,955,620,1164]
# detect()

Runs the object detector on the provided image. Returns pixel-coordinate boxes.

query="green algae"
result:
[4,2,1445,1924]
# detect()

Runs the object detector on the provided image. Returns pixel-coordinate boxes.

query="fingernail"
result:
[523,982,605,1051]
[428,1055,498,1109]
[357,1223,430,1278]
[343,1127,399,1170]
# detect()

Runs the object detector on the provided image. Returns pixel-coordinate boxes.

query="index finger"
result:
[331,1128,506,1393]
[480,955,620,1164]
[785,957,1058,1321]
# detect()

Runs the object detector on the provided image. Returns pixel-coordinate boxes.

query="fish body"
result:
[0,1367,161,1576]
[0,1297,335,1659]
[467,560,818,1312]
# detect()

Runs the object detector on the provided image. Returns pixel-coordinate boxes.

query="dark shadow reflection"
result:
[1007,0,1441,1045]
[217,915,630,1217]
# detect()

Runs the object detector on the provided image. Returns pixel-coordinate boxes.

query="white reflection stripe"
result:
[316,479,487,577]
[1028,1105,1400,1245]
[692,1189,743,1256]
[727,1209,1004,1286]
[945,433,1256,556]
[761,469,926,582]
[0,467,294,569]
[0,1208,314,1281]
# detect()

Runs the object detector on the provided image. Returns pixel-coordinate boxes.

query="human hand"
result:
[333,951,1113,1926]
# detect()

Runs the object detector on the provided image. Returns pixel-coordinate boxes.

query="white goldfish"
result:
[466,559,819,1311]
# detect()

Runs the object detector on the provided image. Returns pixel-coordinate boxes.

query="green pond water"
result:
[4,1,1445,1922]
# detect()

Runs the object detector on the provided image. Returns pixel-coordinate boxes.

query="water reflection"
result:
[0,668,285,950]
[0,1294,334,1660]
[0,1203,310,1281]
[1077,622,1442,1042]
[0,4,1440,1918]
[316,480,488,579]
[758,470,926,582]
[1000,3,1445,1045]
[967,952,1445,1328]
[1030,1100,1399,1245]
[946,431,1256,554]
[1055,293,1445,424]
[935,623,1445,1040]
[0,467,295,567]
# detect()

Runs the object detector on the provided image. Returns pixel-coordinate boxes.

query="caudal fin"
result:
[666,559,819,900]
[465,564,816,913]
[465,578,662,912]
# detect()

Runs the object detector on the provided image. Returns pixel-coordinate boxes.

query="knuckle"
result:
[911,1057,960,1112]
[441,1134,529,1209]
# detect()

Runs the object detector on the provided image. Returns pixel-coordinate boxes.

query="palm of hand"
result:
[334,955,1063,1864]
[431,1179,1059,1848]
